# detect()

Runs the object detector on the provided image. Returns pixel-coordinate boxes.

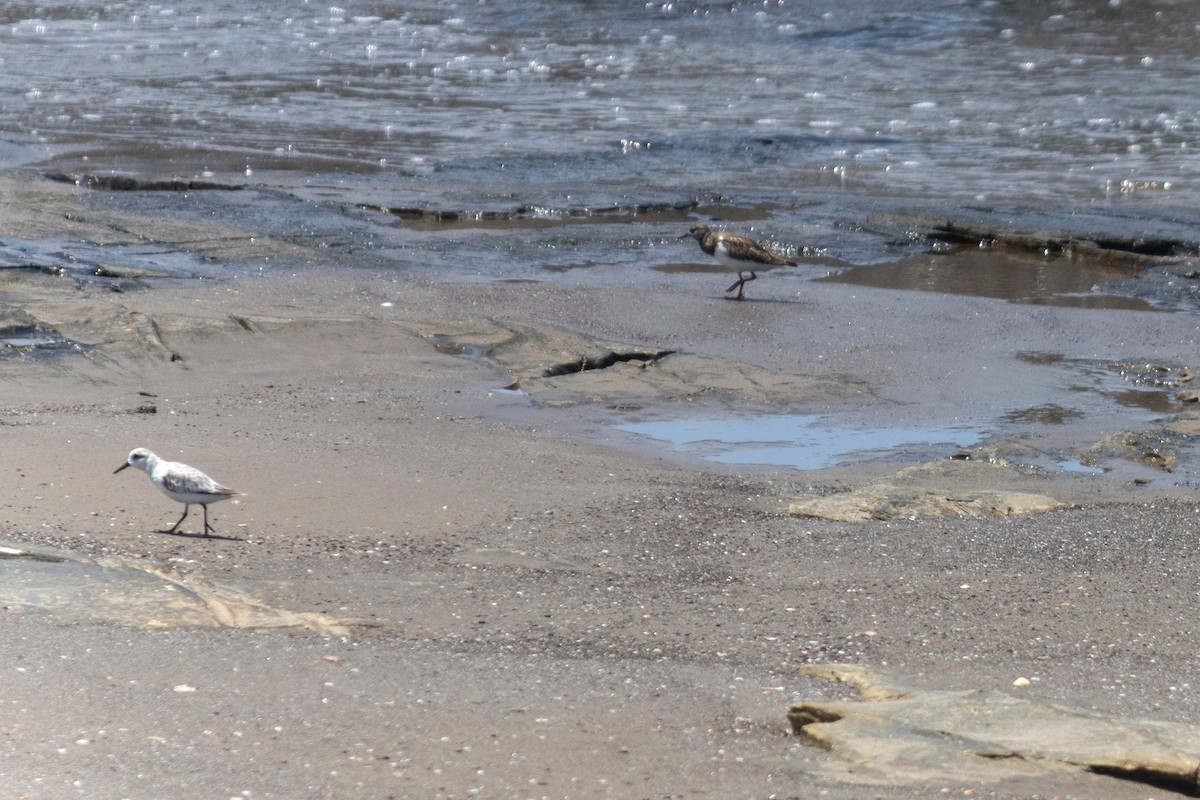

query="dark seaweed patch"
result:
[45,172,244,192]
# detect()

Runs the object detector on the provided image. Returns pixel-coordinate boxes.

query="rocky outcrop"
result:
[791,664,1200,792]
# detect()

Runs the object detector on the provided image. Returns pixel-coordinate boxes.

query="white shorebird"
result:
[114,448,239,536]
[683,223,798,300]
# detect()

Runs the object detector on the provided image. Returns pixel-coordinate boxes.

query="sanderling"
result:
[682,223,798,300]
[114,447,239,537]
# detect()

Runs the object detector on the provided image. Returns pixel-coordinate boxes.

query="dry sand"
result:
[3,175,1200,798]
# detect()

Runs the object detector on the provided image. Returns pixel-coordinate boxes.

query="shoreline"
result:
[3,174,1200,797]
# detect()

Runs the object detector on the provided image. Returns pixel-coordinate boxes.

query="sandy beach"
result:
[1,173,1199,798]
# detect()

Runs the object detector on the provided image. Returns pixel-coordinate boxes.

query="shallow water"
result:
[4,0,1200,276]
[823,245,1172,310]
[620,414,987,470]
[607,345,1193,474]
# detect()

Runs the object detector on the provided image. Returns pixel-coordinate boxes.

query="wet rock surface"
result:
[44,171,246,192]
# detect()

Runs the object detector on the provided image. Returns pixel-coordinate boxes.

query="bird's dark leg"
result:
[162,505,190,534]
[725,270,756,300]
[202,505,216,537]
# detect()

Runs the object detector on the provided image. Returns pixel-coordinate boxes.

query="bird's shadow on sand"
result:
[155,529,244,542]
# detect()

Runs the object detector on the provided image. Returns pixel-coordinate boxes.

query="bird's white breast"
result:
[712,241,747,269]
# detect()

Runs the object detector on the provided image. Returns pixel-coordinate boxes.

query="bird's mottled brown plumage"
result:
[683,223,797,300]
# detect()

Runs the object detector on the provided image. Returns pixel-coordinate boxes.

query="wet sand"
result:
[4,174,1200,798]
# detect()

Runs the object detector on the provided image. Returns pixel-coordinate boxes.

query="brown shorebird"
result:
[682,223,798,300]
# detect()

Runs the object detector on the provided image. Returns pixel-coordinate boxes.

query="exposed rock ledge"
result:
[791,663,1200,793]
[789,458,1067,521]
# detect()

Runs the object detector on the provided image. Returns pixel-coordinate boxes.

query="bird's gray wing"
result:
[162,469,230,496]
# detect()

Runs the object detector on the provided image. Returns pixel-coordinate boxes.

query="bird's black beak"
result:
[677,231,692,240]
[114,462,130,474]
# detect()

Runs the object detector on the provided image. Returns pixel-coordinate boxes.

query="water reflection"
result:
[823,248,1160,309]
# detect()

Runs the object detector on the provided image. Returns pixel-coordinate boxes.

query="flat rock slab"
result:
[0,541,367,635]
[789,458,1067,521]
[422,320,869,407]
[790,664,1200,792]
[789,484,1065,521]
